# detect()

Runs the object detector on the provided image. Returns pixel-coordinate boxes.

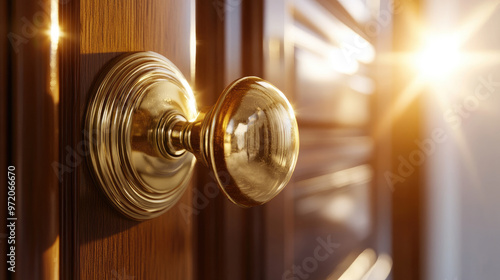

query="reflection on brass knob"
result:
[86,51,299,220]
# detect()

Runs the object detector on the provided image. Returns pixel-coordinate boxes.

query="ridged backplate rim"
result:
[85,51,197,220]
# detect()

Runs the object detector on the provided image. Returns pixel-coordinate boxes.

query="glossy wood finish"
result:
[4,0,60,279]
[60,0,194,279]
[391,1,424,279]
[193,1,225,279]
[0,0,8,277]
[196,0,392,279]
[194,1,253,279]
[3,0,399,279]
[288,0,393,279]
[58,1,397,279]
[59,0,80,278]
[194,1,295,279]
[261,1,296,279]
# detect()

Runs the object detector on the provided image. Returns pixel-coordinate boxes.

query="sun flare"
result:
[50,24,61,44]
[415,34,462,80]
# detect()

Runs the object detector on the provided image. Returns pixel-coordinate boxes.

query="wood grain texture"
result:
[6,0,60,279]
[260,1,297,279]
[192,1,226,279]
[76,1,194,279]
[0,0,8,277]
[390,1,424,279]
[195,1,279,279]
[287,1,393,279]
[59,0,81,278]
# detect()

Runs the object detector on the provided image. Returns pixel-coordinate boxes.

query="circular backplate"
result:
[86,52,197,220]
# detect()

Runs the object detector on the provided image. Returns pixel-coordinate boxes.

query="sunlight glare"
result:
[50,24,61,45]
[415,34,462,80]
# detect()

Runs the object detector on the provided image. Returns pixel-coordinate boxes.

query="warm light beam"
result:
[50,24,60,45]
[415,34,462,80]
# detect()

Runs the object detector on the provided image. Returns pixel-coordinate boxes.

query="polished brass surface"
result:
[165,77,299,207]
[86,52,197,220]
[86,52,299,219]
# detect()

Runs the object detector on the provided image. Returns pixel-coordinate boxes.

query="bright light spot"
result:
[328,49,359,75]
[349,75,375,95]
[336,249,376,280]
[50,24,60,44]
[322,195,354,222]
[415,34,462,80]
[364,254,393,280]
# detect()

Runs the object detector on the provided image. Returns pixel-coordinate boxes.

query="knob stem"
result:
[159,110,209,167]
[157,76,299,208]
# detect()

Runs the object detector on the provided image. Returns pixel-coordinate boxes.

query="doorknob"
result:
[86,51,299,220]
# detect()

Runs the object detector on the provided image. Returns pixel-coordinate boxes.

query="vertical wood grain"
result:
[0,0,8,277]
[193,1,226,279]
[59,0,80,278]
[7,0,60,279]
[195,1,296,279]
[74,1,194,279]
[261,1,296,279]
[391,1,424,279]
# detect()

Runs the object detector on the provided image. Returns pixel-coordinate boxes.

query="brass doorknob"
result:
[86,51,299,220]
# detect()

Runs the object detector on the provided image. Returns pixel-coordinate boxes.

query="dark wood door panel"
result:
[286,1,393,279]
[5,0,395,279]
[64,0,195,279]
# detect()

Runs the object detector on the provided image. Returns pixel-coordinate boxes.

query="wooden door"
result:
[2,0,396,280]
[2,0,274,279]
[59,0,195,279]
[193,1,394,279]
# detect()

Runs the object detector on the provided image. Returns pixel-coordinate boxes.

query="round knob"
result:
[161,76,299,207]
[86,52,299,220]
